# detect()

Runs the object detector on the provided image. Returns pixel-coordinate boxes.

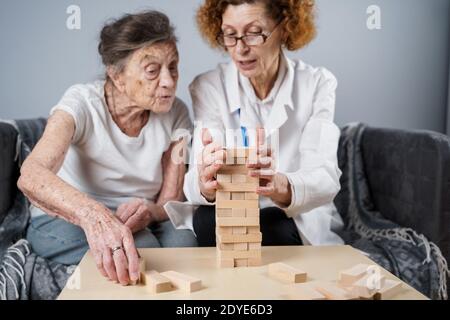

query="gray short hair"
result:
[98,10,177,72]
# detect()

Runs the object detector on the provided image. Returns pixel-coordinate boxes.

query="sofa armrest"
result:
[0,122,19,224]
[360,126,450,264]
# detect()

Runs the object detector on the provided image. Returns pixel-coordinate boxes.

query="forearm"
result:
[19,161,111,228]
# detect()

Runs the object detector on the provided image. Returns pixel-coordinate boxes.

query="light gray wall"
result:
[1,0,449,133]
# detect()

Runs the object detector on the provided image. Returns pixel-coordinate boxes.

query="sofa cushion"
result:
[0,122,18,224]
[360,127,450,264]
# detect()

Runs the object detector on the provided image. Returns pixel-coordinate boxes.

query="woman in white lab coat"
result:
[184,0,345,246]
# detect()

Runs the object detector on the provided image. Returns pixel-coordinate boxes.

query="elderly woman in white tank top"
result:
[18,10,197,286]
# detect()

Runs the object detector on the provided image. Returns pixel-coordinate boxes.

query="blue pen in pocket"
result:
[238,108,249,147]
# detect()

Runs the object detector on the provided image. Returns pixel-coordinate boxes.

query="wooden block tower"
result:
[216,148,262,268]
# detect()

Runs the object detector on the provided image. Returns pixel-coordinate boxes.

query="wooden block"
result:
[247,226,260,234]
[245,193,259,200]
[268,262,307,284]
[234,259,248,267]
[217,174,231,183]
[314,282,359,300]
[216,191,231,201]
[338,263,371,287]
[216,226,233,235]
[234,243,248,251]
[160,271,202,293]
[218,249,261,260]
[232,208,246,217]
[219,243,234,251]
[218,258,235,268]
[216,200,259,209]
[218,232,262,243]
[236,157,247,165]
[374,280,403,300]
[218,165,248,174]
[288,284,327,300]
[235,148,247,158]
[216,217,260,227]
[245,176,259,184]
[232,174,247,183]
[232,227,247,234]
[231,192,245,200]
[217,182,258,192]
[226,148,256,158]
[248,257,262,267]
[248,242,261,250]
[245,208,259,217]
[141,271,173,293]
[216,208,232,217]
[351,274,386,299]
[137,257,146,285]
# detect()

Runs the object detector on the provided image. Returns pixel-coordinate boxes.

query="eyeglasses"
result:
[216,21,283,48]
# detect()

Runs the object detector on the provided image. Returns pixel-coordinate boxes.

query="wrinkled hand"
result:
[197,128,226,202]
[247,128,292,207]
[81,211,140,286]
[116,198,155,234]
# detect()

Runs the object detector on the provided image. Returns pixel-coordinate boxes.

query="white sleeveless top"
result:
[31,80,192,217]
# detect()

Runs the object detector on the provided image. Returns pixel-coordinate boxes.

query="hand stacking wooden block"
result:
[216,148,262,268]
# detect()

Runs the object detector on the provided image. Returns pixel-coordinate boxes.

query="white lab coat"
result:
[165,52,345,245]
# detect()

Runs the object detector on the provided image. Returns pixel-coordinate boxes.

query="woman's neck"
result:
[104,80,149,137]
[250,55,281,100]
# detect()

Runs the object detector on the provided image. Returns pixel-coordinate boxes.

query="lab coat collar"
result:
[222,51,295,138]
[223,50,295,115]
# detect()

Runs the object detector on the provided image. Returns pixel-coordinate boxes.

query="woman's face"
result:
[114,41,179,114]
[221,2,283,79]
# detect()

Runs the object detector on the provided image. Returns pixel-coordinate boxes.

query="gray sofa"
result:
[0,119,449,299]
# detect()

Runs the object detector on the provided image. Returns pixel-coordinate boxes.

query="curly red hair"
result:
[196,0,316,51]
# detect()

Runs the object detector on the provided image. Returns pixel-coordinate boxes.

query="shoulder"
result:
[61,80,105,102]
[289,58,338,90]
[189,62,232,94]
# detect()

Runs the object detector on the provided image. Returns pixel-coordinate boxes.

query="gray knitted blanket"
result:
[336,123,449,300]
[0,119,72,300]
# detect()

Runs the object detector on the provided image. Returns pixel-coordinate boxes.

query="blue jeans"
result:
[26,215,198,265]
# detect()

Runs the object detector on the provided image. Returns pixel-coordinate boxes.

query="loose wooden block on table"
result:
[141,271,173,293]
[351,274,386,299]
[314,282,359,300]
[268,262,307,284]
[288,283,327,300]
[137,257,146,285]
[338,263,371,286]
[374,279,403,300]
[160,271,202,293]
